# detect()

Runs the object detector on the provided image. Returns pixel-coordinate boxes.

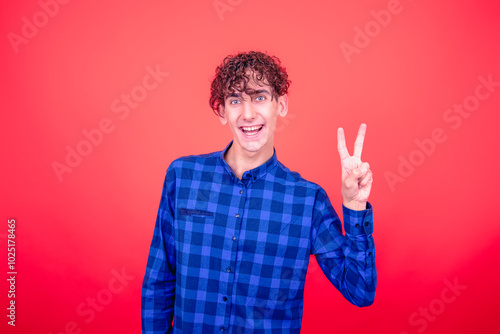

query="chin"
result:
[240,141,264,152]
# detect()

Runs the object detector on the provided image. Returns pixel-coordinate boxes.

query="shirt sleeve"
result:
[310,187,376,307]
[141,165,177,333]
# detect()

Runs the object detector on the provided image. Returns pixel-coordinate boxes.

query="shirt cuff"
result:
[343,202,373,236]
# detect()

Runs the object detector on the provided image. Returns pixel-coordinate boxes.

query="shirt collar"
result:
[219,140,278,184]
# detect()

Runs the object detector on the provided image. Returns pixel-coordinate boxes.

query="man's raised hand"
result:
[337,123,373,211]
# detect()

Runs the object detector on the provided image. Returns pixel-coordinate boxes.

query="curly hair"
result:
[209,51,291,116]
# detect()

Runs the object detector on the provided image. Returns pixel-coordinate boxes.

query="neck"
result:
[225,141,274,180]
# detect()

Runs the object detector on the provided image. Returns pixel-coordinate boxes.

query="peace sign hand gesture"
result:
[337,123,373,211]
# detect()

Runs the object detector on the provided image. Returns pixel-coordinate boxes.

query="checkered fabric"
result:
[142,141,376,333]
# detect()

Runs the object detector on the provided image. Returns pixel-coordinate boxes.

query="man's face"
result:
[219,76,288,156]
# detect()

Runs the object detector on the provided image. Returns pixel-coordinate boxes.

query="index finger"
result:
[337,127,350,160]
[353,123,367,159]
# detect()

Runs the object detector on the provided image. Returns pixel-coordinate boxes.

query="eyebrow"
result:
[227,92,242,98]
[252,89,271,95]
[226,89,271,99]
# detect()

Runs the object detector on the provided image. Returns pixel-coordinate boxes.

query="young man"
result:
[142,51,376,333]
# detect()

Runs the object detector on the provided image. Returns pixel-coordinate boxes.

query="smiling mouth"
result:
[240,125,264,135]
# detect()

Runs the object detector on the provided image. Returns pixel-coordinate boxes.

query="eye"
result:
[230,99,240,105]
[255,96,265,102]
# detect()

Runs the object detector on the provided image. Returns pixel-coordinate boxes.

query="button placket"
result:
[222,181,247,328]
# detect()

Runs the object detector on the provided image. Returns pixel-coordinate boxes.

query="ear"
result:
[278,94,288,118]
[218,105,227,125]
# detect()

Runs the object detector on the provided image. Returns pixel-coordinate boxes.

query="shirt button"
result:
[232,236,236,241]
[240,190,243,194]
[355,223,360,228]
[235,214,240,218]
[365,222,369,226]
[220,326,225,331]
[223,296,228,301]
[226,267,231,273]
[368,252,372,256]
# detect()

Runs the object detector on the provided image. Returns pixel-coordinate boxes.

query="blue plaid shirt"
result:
[142,141,376,333]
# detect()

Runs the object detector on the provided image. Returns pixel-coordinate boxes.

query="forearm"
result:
[141,226,176,333]
[340,234,376,306]
[315,202,376,307]
[316,243,376,306]
[141,273,175,333]
[341,202,376,305]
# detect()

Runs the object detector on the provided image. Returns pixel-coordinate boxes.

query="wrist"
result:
[343,200,367,211]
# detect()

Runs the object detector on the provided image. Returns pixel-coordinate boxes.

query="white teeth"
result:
[242,125,262,131]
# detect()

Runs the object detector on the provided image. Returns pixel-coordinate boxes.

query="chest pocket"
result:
[178,208,214,218]
[176,208,214,247]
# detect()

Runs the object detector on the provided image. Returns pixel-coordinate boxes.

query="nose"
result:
[242,99,257,120]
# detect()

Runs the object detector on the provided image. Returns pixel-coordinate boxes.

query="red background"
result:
[2,0,500,333]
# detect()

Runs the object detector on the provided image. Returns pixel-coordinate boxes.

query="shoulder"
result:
[167,149,221,172]
[274,159,324,194]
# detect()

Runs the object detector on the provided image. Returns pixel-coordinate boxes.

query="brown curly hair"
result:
[209,51,291,116]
